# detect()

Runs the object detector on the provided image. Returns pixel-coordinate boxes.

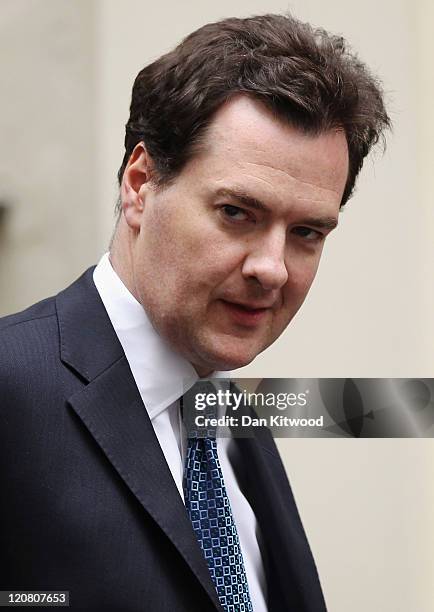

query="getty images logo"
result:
[194,388,309,411]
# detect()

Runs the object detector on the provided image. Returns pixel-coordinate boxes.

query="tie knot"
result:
[181,380,218,439]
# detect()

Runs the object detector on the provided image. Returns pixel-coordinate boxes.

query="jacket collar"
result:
[56,267,124,382]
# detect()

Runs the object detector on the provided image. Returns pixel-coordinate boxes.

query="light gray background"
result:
[1,1,433,610]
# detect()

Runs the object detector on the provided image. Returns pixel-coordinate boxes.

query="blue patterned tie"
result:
[182,382,254,612]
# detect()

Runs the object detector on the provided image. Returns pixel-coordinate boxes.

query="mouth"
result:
[219,299,270,327]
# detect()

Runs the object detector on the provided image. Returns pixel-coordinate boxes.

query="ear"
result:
[120,142,155,230]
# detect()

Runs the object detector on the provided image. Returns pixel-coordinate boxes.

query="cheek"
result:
[284,257,321,302]
[178,226,245,287]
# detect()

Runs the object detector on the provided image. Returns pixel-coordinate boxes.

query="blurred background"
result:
[1,1,433,610]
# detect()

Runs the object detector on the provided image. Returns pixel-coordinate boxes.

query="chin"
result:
[197,343,261,373]
[188,327,268,374]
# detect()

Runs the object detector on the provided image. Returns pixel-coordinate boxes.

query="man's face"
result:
[124,96,348,375]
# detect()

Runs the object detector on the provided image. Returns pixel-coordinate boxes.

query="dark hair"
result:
[117,13,390,208]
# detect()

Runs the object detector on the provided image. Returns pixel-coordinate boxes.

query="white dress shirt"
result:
[93,253,267,612]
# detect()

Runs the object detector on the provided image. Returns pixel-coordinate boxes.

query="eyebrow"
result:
[215,188,269,212]
[215,188,339,230]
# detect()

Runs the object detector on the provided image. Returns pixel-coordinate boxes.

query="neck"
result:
[109,219,139,301]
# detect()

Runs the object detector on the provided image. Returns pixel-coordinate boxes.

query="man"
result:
[0,14,389,612]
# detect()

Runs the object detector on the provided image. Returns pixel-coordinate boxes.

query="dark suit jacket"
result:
[0,268,327,611]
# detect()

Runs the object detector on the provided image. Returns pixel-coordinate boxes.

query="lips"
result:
[220,299,270,327]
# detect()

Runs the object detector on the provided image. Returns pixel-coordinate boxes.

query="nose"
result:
[241,228,288,291]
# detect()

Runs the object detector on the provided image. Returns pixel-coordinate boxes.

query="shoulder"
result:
[0,267,101,436]
[0,265,96,396]
[0,295,59,357]
[0,296,61,395]
[0,265,96,349]
[0,295,56,334]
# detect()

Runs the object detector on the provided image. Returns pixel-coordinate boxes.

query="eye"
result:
[221,205,252,222]
[292,226,324,242]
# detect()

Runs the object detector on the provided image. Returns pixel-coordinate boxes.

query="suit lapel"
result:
[56,269,223,611]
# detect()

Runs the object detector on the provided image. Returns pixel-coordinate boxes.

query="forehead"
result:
[193,95,349,211]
